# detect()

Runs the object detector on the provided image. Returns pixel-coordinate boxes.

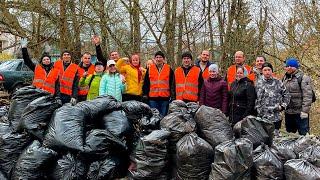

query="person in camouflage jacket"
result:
[255,62,290,131]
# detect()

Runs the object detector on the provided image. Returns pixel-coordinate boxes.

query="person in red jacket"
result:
[199,64,228,114]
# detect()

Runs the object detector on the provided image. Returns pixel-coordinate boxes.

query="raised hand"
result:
[91,35,100,45]
[20,38,28,48]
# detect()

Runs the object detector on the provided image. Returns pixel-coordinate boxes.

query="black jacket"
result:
[229,77,256,125]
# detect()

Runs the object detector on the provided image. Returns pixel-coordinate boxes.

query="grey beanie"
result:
[209,64,219,73]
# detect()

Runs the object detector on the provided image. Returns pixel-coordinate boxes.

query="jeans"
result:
[149,100,169,117]
[285,113,309,135]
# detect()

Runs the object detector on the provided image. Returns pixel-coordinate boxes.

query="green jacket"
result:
[79,73,104,100]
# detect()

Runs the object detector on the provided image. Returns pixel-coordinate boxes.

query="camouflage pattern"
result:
[255,76,291,122]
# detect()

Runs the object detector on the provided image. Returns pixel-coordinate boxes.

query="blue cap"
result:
[286,58,299,68]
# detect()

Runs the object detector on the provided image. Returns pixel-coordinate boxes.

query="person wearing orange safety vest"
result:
[195,50,212,80]
[175,52,203,103]
[54,50,79,105]
[142,51,175,116]
[226,51,252,89]
[20,38,60,100]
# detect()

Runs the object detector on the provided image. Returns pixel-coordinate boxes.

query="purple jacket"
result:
[199,76,228,114]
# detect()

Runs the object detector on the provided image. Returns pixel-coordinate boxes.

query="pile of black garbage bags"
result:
[0,85,319,180]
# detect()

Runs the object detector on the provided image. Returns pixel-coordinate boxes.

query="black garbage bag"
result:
[101,110,131,138]
[0,171,7,180]
[271,137,297,163]
[138,108,162,134]
[8,86,49,131]
[84,129,127,156]
[0,131,31,177]
[43,105,86,151]
[233,116,272,149]
[76,95,122,120]
[51,153,87,180]
[168,100,187,114]
[87,156,126,180]
[12,140,58,180]
[284,159,320,180]
[293,135,319,155]
[209,138,253,180]
[299,145,320,168]
[253,144,283,180]
[19,95,61,140]
[0,106,9,118]
[195,105,234,148]
[177,133,214,180]
[186,102,200,116]
[0,122,10,136]
[122,100,153,120]
[130,130,170,179]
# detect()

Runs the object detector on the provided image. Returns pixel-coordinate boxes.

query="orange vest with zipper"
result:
[202,67,210,80]
[54,60,78,95]
[175,66,201,102]
[33,65,58,94]
[77,64,95,96]
[149,64,170,98]
[227,64,252,87]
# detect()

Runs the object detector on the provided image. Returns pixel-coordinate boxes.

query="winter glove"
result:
[300,112,308,119]
[20,38,28,48]
[70,98,77,105]
[142,95,148,104]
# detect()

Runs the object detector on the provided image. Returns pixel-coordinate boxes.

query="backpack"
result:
[297,75,317,103]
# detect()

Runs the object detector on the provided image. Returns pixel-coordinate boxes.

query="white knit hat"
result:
[209,64,219,73]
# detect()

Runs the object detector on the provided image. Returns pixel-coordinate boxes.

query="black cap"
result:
[182,51,192,60]
[154,51,165,58]
[262,62,273,72]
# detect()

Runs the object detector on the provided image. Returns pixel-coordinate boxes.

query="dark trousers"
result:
[60,93,71,104]
[149,100,169,117]
[285,113,309,135]
[122,94,142,102]
[78,95,87,102]
[274,120,282,130]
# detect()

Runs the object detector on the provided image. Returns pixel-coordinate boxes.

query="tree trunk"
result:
[132,0,141,53]
[70,0,81,63]
[59,0,68,52]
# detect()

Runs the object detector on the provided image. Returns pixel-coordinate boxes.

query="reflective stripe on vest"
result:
[54,60,78,95]
[77,64,95,96]
[149,64,170,97]
[33,65,58,94]
[175,66,200,101]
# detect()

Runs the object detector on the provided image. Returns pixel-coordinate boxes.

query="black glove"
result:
[142,95,148,104]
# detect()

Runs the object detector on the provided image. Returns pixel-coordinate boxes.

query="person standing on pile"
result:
[79,61,105,100]
[195,50,212,80]
[175,52,203,103]
[229,66,256,126]
[20,38,60,98]
[199,64,228,114]
[142,51,175,116]
[255,62,290,136]
[226,51,253,88]
[117,53,146,101]
[99,60,126,101]
[54,50,79,105]
[282,58,314,135]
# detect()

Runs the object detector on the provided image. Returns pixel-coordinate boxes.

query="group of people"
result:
[20,36,315,136]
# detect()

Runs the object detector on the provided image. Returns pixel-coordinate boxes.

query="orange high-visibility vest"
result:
[149,64,170,98]
[227,64,252,87]
[54,60,78,95]
[202,67,210,80]
[77,64,95,96]
[33,65,59,94]
[175,66,201,102]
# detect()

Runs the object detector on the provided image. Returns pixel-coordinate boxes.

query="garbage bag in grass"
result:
[0,131,31,177]
[271,137,297,163]
[51,153,87,180]
[122,100,153,120]
[84,129,127,156]
[284,159,320,180]
[293,135,319,155]
[299,145,320,168]
[12,140,58,180]
[76,95,122,120]
[253,144,283,180]
[43,105,86,151]
[101,110,131,138]
[87,156,126,180]
[8,86,49,131]
[19,95,61,140]
[209,138,253,180]
[130,130,170,179]
[233,116,272,149]
[177,133,214,180]
[168,100,187,114]
[195,105,234,148]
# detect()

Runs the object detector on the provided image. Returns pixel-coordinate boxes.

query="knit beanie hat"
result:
[154,51,165,58]
[209,64,219,73]
[181,52,193,60]
[286,58,299,68]
[262,62,273,72]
